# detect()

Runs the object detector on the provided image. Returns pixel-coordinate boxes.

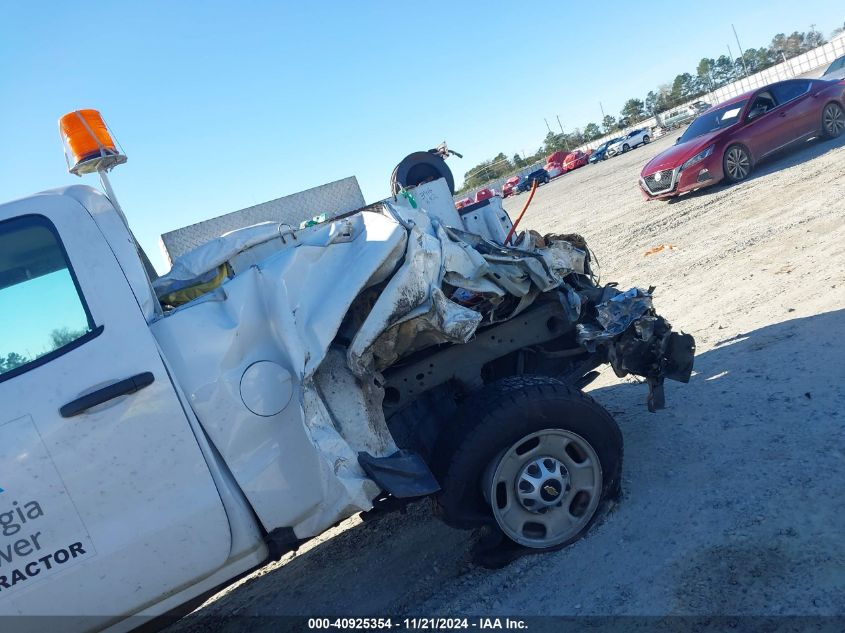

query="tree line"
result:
[459,25,840,192]
[0,327,88,373]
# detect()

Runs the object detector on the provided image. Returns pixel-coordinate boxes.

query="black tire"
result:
[433,376,622,550]
[821,102,845,139]
[390,151,455,196]
[723,144,753,183]
[643,135,650,144]
[622,143,630,153]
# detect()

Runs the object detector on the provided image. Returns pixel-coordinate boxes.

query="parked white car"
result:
[606,128,651,157]
[545,163,564,178]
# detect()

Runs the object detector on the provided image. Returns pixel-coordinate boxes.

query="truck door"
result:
[0,195,231,625]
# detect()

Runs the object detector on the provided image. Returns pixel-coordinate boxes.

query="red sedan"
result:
[639,78,845,200]
[474,187,494,202]
[563,150,589,172]
[502,176,520,197]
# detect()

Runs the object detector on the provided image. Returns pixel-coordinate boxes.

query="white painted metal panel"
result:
[0,194,231,625]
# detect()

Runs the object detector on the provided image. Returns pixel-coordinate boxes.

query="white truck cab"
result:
[0,187,268,630]
[0,151,694,631]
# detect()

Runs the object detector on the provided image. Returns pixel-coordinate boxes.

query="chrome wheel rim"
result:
[486,429,602,548]
[725,147,750,180]
[824,104,844,137]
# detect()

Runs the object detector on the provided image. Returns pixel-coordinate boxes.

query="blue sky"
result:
[0,270,90,361]
[1,2,842,272]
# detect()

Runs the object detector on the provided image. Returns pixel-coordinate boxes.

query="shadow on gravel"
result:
[667,133,845,204]
[166,310,845,631]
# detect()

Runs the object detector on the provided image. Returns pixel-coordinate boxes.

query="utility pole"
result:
[556,115,564,133]
[732,24,750,77]
[544,118,552,133]
[599,102,606,120]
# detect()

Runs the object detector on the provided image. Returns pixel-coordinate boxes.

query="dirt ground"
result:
[167,129,845,630]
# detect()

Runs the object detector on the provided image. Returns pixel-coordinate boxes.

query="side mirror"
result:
[747,108,763,121]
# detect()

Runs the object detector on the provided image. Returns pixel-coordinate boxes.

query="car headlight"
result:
[680,145,714,170]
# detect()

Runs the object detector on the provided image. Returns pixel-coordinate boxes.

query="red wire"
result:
[504,179,538,245]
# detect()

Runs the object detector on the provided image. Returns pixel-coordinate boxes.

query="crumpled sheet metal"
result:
[448,227,586,294]
[348,207,594,375]
[315,348,398,458]
[294,386,383,537]
[348,211,483,375]
[576,287,654,345]
[153,211,408,539]
[153,221,281,297]
[155,199,606,540]
[154,215,380,299]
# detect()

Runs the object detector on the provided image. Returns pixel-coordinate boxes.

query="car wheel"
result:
[643,135,650,144]
[434,376,622,552]
[723,144,752,183]
[821,102,845,139]
[622,144,630,153]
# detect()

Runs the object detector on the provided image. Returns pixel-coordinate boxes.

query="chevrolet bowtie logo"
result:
[543,484,558,496]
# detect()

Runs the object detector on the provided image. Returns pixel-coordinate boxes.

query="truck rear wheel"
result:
[434,377,622,550]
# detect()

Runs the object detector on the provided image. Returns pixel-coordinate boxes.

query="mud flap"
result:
[664,332,696,383]
[358,449,441,498]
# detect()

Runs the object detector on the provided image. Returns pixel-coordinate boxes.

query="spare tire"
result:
[391,151,456,195]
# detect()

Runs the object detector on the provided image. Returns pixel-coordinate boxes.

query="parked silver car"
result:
[821,54,845,81]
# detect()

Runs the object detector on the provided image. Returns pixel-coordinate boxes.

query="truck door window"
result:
[0,215,97,380]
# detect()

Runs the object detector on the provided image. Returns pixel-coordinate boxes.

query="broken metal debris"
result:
[152,188,693,536]
[577,287,654,346]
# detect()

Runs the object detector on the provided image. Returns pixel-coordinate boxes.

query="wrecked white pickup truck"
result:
[0,146,693,630]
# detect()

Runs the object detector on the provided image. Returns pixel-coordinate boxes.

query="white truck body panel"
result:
[150,211,407,538]
[0,193,237,625]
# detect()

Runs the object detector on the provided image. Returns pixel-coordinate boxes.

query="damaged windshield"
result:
[679,100,747,143]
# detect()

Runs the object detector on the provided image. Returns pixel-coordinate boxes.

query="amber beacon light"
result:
[59,109,127,176]
[56,108,134,228]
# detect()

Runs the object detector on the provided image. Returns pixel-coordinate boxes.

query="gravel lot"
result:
[168,129,845,630]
